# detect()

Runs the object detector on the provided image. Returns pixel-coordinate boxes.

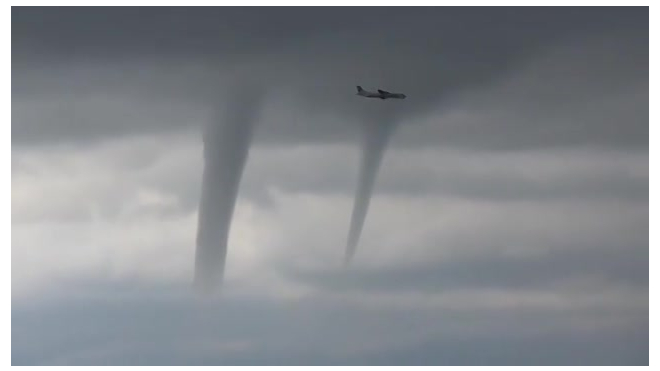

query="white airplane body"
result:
[356,86,406,100]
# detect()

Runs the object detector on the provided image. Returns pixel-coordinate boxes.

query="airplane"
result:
[356,86,406,100]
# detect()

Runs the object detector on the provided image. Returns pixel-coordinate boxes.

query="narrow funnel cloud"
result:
[345,117,398,264]
[195,89,263,293]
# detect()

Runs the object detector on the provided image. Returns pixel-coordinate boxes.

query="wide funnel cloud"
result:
[195,87,263,292]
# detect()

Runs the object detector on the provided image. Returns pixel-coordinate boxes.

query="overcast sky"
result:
[12,6,648,365]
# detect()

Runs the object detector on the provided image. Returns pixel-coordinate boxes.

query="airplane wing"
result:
[377,89,391,94]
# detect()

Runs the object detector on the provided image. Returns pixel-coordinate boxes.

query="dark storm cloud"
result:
[12,7,642,58]
[12,7,648,148]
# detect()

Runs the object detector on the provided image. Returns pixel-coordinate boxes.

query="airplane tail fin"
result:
[356,86,364,92]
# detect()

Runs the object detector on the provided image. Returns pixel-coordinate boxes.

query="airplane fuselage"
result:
[356,86,406,100]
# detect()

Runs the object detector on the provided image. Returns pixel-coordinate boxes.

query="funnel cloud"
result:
[346,118,398,263]
[195,89,263,292]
